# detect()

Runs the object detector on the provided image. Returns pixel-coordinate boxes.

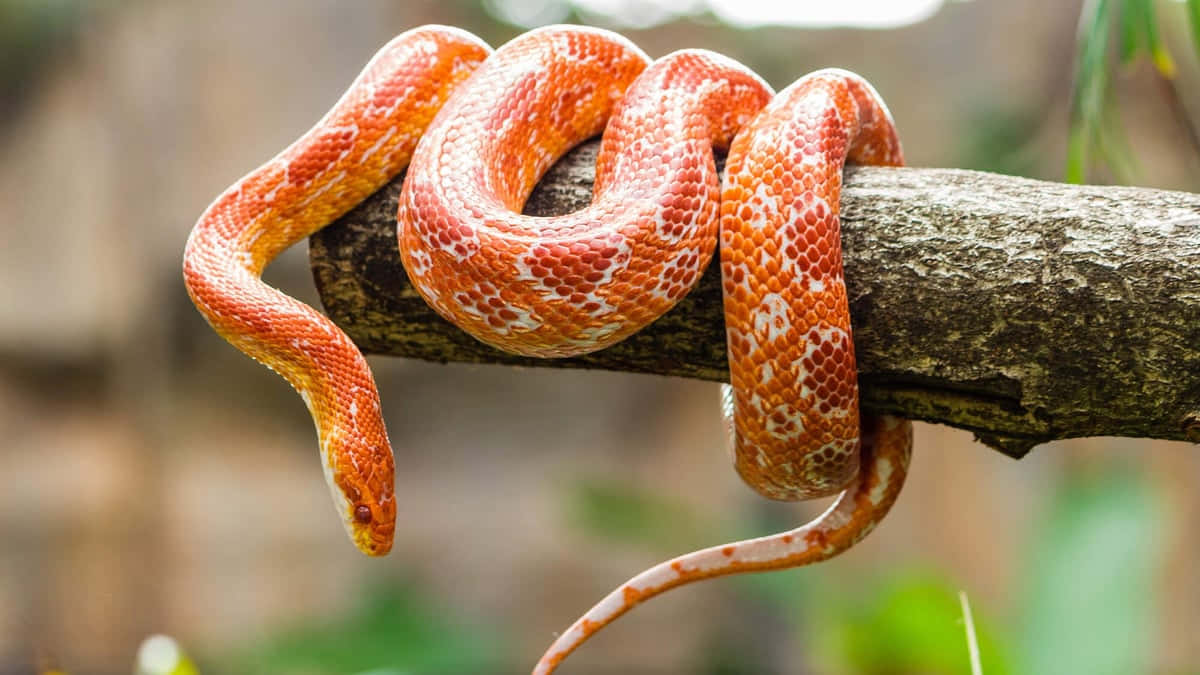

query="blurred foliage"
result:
[1016,463,1162,675]
[564,475,1010,673]
[1190,0,1200,49]
[215,583,510,675]
[817,572,1011,675]
[1067,0,1200,182]
[4,0,1198,183]
[561,459,1164,674]
[957,106,1045,178]
[0,0,92,124]
[566,476,734,550]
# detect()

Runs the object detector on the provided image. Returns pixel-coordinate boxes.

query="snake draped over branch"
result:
[183,24,913,674]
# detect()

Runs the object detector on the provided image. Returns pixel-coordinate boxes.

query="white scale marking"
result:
[297,170,347,208]
[753,292,791,342]
[359,126,397,163]
[867,457,893,506]
[764,402,805,441]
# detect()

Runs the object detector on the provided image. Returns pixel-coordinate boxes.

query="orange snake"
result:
[183,25,912,673]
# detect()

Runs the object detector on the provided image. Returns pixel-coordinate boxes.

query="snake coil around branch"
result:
[184,24,1199,675]
[312,142,1200,457]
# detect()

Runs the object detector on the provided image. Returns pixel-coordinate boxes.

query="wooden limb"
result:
[309,141,1200,458]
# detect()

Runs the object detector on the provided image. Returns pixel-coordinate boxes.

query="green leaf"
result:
[1115,0,1177,75]
[820,571,1012,675]
[1188,0,1200,64]
[1065,124,1089,184]
[1016,464,1162,675]
[1137,0,1176,76]
[1068,0,1113,182]
[1118,0,1144,64]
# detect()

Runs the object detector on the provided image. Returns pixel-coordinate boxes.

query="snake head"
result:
[349,499,396,557]
[313,387,397,557]
[322,432,396,556]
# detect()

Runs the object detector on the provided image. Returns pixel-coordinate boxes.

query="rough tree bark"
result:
[309,141,1200,458]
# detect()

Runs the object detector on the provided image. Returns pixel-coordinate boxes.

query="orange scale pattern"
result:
[398,30,772,357]
[184,26,492,556]
[533,68,912,673]
[719,70,906,501]
[183,24,914,675]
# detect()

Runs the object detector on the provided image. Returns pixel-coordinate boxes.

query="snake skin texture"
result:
[182,24,913,674]
[533,64,911,674]
[184,26,491,555]
[399,28,771,356]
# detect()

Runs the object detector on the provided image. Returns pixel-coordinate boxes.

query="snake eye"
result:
[354,505,373,524]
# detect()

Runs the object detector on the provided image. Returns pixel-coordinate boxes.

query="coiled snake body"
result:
[184,24,912,673]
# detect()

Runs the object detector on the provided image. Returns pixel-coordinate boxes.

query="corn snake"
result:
[183,24,912,673]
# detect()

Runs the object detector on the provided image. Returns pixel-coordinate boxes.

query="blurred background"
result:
[1,0,1198,673]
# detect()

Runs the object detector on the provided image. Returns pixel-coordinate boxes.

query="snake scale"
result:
[183,24,913,673]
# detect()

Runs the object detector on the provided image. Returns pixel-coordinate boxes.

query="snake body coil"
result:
[184,25,913,674]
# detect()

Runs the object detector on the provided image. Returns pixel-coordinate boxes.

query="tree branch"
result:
[309,141,1200,458]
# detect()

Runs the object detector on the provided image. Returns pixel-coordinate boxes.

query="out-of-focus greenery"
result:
[213,583,511,675]
[555,458,1164,674]
[1189,0,1200,49]
[957,106,1045,178]
[5,0,1198,185]
[813,572,1011,674]
[567,476,735,550]
[1067,0,1200,182]
[1016,463,1162,675]
[566,476,1012,674]
[0,0,92,122]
